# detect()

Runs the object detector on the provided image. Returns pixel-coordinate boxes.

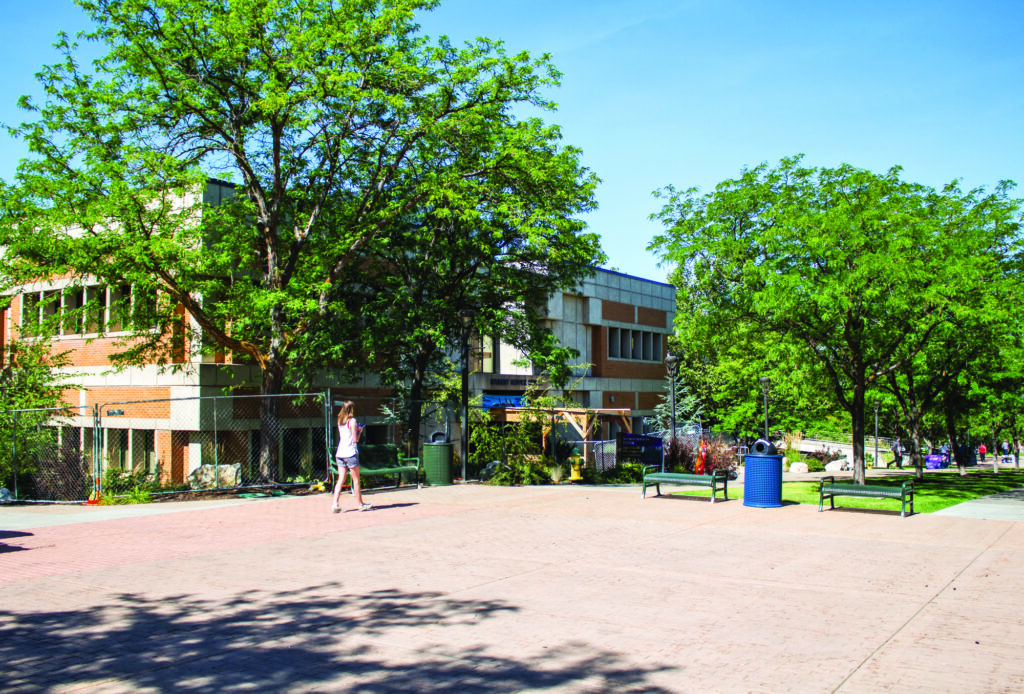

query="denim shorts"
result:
[336,455,359,470]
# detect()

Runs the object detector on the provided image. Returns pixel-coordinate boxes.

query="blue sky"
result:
[2,0,1022,282]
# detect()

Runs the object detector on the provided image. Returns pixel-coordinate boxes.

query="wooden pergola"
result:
[490,407,632,464]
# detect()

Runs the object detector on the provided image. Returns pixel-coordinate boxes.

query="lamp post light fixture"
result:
[874,402,880,469]
[664,353,679,440]
[759,376,771,440]
[458,308,477,482]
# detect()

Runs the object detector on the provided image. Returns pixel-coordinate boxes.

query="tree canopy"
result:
[650,156,1022,483]
[0,0,602,476]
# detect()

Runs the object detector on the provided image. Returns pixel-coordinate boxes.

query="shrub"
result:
[600,461,646,484]
[665,437,697,473]
[488,455,551,486]
[805,448,845,464]
[703,439,738,477]
[102,468,160,495]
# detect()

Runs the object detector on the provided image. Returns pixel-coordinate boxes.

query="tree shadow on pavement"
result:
[0,583,676,692]
[0,530,32,554]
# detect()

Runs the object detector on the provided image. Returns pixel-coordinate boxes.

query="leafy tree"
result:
[0,0,592,478]
[650,156,1022,484]
[348,115,601,454]
[0,339,75,492]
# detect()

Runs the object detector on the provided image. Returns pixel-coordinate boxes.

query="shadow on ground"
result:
[0,530,33,554]
[1,583,675,692]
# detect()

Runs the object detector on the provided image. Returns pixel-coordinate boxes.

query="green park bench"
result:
[642,467,729,503]
[331,444,422,489]
[818,476,914,518]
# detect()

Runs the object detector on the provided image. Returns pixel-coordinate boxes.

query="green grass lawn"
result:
[675,469,1024,514]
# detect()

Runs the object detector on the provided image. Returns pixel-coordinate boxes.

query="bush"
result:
[102,468,160,495]
[487,455,551,486]
[600,462,646,484]
[802,448,844,473]
[665,437,697,473]
[703,439,738,477]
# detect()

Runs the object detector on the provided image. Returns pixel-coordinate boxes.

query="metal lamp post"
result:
[759,376,770,440]
[458,309,476,482]
[664,354,679,438]
[874,402,880,469]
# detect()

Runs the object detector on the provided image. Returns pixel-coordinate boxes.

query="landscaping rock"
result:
[824,460,845,472]
[0,487,12,503]
[188,463,242,490]
[789,462,808,474]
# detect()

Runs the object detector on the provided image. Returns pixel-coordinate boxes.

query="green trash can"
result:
[423,443,453,486]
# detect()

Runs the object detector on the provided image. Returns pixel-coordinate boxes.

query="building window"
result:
[607,327,664,362]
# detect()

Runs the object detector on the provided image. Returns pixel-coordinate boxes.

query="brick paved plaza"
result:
[2,484,1023,692]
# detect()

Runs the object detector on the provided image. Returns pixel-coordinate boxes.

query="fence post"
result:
[11,410,17,500]
[213,395,220,490]
[92,405,101,499]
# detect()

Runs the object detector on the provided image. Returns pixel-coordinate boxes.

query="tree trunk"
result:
[851,379,867,484]
[405,344,434,459]
[905,407,926,481]
[944,398,969,477]
[258,358,285,481]
[1012,425,1020,469]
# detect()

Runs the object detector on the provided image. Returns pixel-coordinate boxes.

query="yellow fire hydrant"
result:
[569,451,583,482]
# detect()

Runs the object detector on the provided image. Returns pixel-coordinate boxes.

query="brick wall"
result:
[601,300,635,323]
[637,391,663,411]
[637,307,668,329]
[603,391,635,409]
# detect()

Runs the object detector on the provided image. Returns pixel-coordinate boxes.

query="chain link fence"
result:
[1,405,98,503]
[2,394,341,502]
[3,393,646,501]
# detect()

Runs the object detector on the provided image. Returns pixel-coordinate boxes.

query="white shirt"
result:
[336,420,358,459]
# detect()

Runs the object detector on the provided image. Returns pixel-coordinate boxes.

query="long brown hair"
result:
[336,400,355,426]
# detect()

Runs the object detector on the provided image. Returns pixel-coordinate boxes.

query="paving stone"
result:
[1,485,1023,691]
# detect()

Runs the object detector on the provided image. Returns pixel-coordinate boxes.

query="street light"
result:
[759,376,770,440]
[874,402,880,469]
[664,353,679,439]
[458,308,476,482]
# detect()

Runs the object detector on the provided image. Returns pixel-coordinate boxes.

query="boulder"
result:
[789,462,808,474]
[188,463,242,490]
[0,487,12,503]
[824,460,845,472]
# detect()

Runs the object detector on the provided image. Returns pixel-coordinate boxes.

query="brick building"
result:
[2,259,675,488]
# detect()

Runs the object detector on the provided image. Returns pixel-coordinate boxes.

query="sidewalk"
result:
[2,484,1023,692]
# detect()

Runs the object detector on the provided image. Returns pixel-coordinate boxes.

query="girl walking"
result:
[331,401,372,513]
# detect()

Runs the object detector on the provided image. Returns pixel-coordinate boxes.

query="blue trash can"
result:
[744,439,783,508]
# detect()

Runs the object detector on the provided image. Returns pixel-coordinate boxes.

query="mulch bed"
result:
[152,485,323,503]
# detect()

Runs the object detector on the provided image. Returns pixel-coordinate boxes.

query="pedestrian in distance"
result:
[331,400,372,513]
[891,437,904,469]
[978,442,986,462]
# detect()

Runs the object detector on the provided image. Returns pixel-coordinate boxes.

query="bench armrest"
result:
[820,476,835,489]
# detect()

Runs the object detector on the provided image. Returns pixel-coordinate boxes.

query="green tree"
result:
[347,115,601,454]
[0,340,75,492]
[0,0,591,478]
[650,156,1022,484]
